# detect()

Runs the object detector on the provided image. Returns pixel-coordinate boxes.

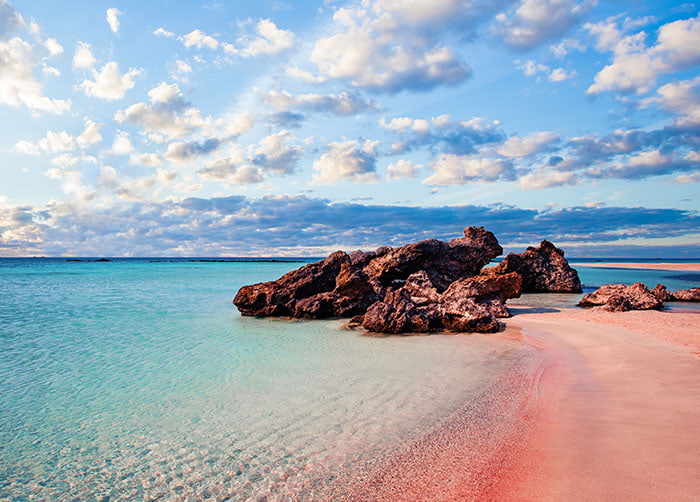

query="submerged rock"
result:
[490,240,582,293]
[577,283,664,311]
[233,226,579,334]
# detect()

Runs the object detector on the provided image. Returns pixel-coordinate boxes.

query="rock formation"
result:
[666,287,700,302]
[234,226,581,334]
[489,240,582,293]
[577,283,664,311]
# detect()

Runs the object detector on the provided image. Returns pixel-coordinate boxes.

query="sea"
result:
[1,257,698,500]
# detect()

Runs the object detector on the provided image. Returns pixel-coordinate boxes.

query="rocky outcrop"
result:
[666,287,700,302]
[577,283,664,311]
[234,226,580,334]
[490,240,582,293]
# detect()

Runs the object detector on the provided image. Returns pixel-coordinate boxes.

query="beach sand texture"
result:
[342,262,700,501]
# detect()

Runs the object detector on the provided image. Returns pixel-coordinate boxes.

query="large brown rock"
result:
[440,272,523,319]
[363,227,502,291]
[492,240,581,293]
[577,283,664,311]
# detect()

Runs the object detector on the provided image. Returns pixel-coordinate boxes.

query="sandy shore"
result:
[345,306,700,501]
[572,261,700,271]
[500,306,700,501]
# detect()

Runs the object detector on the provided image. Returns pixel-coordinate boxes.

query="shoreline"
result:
[495,306,700,500]
[572,261,700,271]
[347,305,700,500]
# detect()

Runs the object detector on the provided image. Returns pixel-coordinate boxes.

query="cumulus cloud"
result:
[645,76,700,126]
[386,159,422,180]
[423,154,515,185]
[0,37,71,113]
[285,66,326,83]
[180,29,219,50]
[106,8,121,34]
[111,130,135,155]
[43,38,62,56]
[252,130,302,174]
[312,139,380,185]
[309,0,480,92]
[0,0,23,39]
[115,82,254,142]
[263,90,379,117]
[153,27,175,38]
[72,41,96,69]
[587,13,700,95]
[519,169,576,189]
[498,131,559,157]
[16,119,103,156]
[76,119,103,148]
[518,59,577,82]
[239,19,295,57]
[165,139,222,163]
[197,157,265,185]
[79,61,141,100]
[495,0,597,49]
[380,114,505,154]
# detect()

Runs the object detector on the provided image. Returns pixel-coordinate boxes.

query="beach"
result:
[493,262,700,501]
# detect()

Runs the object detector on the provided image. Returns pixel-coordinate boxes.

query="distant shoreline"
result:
[573,262,700,271]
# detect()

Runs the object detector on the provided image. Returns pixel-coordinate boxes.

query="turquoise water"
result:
[0,258,697,500]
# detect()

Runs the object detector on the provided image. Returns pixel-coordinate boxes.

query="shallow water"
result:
[1,259,532,500]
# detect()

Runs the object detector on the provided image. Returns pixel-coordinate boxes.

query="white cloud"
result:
[387,159,422,180]
[240,19,295,57]
[129,152,162,167]
[106,8,121,34]
[647,76,700,126]
[674,172,700,184]
[38,130,76,153]
[80,61,140,101]
[309,1,470,92]
[153,27,175,38]
[14,139,39,155]
[180,29,219,50]
[587,14,700,95]
[498,131,559,157]
[252,130,301,174]
[172,59,192,81]
[164,139,222,164]
[72,41,96,69]
[264,90,378,116]
[311,139,380,185]
[423,154,514,185]
[518,59,576,82]
[43,38,63,56]
[111,131,135,155]
[495,0,597,48]
[198,158,265,184]
[0,0,23,39]
[76,119,103,148]
[285,67,326,83]
[519,169,576,189]
[0,37,71,114]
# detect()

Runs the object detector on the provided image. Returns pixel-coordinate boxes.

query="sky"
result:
[0,0,698,257]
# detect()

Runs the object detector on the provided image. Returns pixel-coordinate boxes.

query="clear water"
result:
[0,259,532,500]
[0,258,697,500]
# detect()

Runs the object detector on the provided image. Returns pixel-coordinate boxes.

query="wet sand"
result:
[573,262,700,271]
[347,306,700,501]
[501,307,700,501]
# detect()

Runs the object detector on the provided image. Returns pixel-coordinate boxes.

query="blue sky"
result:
[0,0,698,256]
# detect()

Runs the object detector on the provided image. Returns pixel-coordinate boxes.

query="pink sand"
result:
[346,307,700,500]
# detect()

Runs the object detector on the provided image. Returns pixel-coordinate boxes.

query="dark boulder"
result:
[577,283,664,311]
[491,240,581,293]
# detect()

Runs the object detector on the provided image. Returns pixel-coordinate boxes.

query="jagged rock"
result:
[440,272,523,319]
[362,288,440,334]
[234,226,575,334]
[491,240,582,293]
[577,283,664,311]
[667,287,700,302]
[363,227,502,291]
